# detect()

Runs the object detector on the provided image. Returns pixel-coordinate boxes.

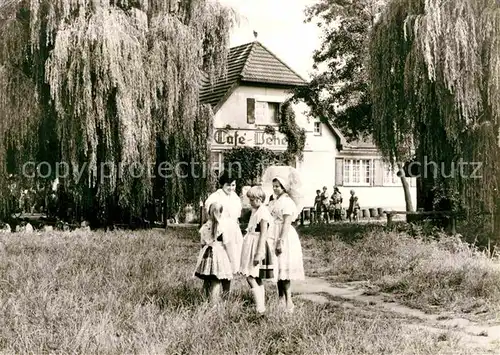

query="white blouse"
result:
[204,189,242,221]
[246,205,272,233]
[199,220,229,246]
[269,193,298,223]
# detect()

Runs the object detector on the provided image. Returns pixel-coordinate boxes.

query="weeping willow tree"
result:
[0,0,236,225]
[370,0,500,236]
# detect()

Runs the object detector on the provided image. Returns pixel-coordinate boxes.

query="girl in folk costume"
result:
[269,176,305,313]
[204,170,243,289]
[194,202,233,302]
[239,186,275,314]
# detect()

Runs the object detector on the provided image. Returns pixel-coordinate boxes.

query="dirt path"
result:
[293,277,500,354]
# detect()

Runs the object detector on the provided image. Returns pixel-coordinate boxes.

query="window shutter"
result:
[335,158,344,186]
[247,98,255,124]
[374,159,384,186]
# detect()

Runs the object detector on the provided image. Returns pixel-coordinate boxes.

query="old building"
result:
[200,40,416,211]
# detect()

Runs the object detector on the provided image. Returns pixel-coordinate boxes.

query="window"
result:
[313,122,322,135]
[343,159,372,185]
[383,164,401,185]
[210,152,223,175]
[268,102,280,122]
[364,160,371,184]
[343,160,350,184]
[255,101,280,125]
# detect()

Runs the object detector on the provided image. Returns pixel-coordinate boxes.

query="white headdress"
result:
[261,165,304,216]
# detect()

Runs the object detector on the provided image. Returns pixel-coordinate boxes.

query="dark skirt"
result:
[193,242,233,280]
[259,240,275,280]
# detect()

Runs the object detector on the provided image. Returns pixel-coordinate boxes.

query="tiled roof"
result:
[200,41,307,110]
[326,124,377,151]
[345,135,377,149]
[199,42,253,108]
[240,41,307,86]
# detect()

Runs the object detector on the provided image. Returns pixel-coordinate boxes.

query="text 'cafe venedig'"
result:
[213,128,288,149]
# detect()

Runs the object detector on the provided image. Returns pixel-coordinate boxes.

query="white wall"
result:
[213,86,334,153]
[213,85,338,200]
[298,151,337,205]
[336,184,417,212]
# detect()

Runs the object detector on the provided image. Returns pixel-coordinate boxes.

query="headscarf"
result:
[261,165,304,216]
[274,176,290,192]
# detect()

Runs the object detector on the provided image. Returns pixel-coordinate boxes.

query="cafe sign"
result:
[212,128,288,150]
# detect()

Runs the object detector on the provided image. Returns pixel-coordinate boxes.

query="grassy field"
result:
[299,223,500,318]
[0,225,498,354]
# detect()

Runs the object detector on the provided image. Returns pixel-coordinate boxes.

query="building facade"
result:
[200,41,416,211]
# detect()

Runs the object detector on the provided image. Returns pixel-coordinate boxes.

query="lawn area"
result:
[298,223,500,318]
[0,226,498,354]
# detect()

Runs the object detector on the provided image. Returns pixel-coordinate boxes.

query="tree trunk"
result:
[398,164,414,213]
[400,175,414,212]
[494,195,500,243]
[494,124,500,243]
[164,196,168,231]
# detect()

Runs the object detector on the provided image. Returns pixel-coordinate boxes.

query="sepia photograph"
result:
[0,0,499,353]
